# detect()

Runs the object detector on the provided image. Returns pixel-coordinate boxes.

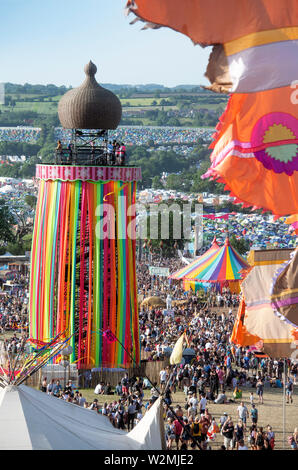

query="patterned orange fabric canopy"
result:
[126,0,298,216]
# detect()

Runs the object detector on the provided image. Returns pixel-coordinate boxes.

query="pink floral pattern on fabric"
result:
[251,112,298,175]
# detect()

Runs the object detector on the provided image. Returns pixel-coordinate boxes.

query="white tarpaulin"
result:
[0,185,13,194]
[0,385,166,450]
[149,266,170,277]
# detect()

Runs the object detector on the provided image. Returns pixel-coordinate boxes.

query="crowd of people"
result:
[0,251,296,450]
[48,355,296,451]
[0,273,29,335]
[2,331,27,355]
[40,374,151,432]
[38,252,295,451]
[0,127,41,143]
[74,346,296,451]
[54,126,213,147]
[147,144,195,156]
[0,272,29,360]
[133,254,297,450]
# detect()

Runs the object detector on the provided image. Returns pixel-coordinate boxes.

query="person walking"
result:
[256,377,264,404]
[166,418,176,450]
[180,417,191,449]
[221,416,235,450]
[235,420,245,449]
[119,143,126,166]
[115,400,126,430]
[288,427,298,450]
[286,377,294,404]
[250,403,258,425]
[255,427,265,450]
[46,378,55,395]
[107,141,114,165]
[173,417,183,450]
[40,376,47,392]
[237,401,249,430]
[266,425,275,450]
[127,398,136,431]
[190,416,201,448]
[199,393,207,414]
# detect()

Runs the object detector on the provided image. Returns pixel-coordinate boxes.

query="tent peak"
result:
[0,385,165,450]
[2,385,17,392]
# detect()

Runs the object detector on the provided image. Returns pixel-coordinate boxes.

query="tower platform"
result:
[36,164,142,182]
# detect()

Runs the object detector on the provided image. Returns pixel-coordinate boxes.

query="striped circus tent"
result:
[169,237,220,281]
[184,237,250,293]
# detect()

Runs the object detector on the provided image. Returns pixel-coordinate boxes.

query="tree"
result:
[0,162,21,178]
[151,176,164,189]
[191,161,224,194]
[24,194,37,209]
[229,234,251,255]
[19,160,38,178]
[39,143,56,163]
[167,117,181,127]
[144,203,191,257]
[0,200,15,244]
[6,242,27,256]
[13,210,34,244]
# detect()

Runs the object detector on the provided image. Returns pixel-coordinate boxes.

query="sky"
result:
[0,0,211,87]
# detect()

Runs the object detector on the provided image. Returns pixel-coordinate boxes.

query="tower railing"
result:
[55,146,128,166]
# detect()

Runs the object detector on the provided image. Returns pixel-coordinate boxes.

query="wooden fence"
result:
[81,359,170,388]
[26,359,170,390]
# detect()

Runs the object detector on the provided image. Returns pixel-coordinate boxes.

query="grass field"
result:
[77,383,296,450]
[121,98,173,107]
[0,101,58,115]
[0,94,226,119]
[121,97,226,111]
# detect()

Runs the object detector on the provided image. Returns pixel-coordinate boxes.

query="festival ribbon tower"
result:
[29,62,142,368]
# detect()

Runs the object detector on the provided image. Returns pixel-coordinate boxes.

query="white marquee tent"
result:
[0,385,166,450]
[0,185,13,194]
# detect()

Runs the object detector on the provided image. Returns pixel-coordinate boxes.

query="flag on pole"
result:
[230,297,261,347]
[170,332,186,365]
[184,331,190,347]
[102,329,117,343]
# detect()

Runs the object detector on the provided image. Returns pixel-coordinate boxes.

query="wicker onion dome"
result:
[58,61,122,130]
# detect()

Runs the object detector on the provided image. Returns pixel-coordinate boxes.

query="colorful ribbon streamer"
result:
[29,179,140,368]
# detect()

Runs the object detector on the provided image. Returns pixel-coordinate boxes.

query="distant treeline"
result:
[5,82,71,96]
[3,82,219,98]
